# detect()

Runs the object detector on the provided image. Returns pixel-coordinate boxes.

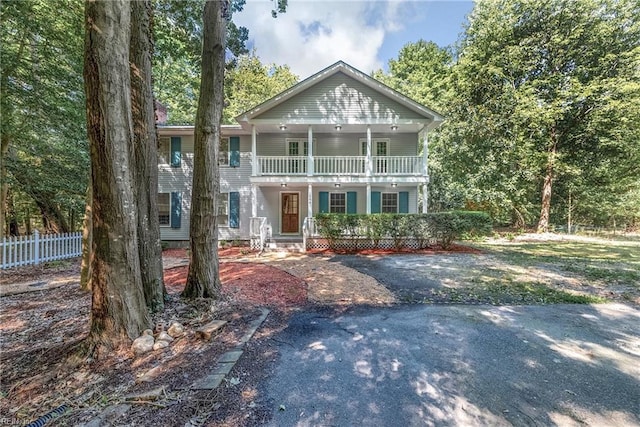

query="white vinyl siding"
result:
[254,72,423,122]
[157,134,253,241]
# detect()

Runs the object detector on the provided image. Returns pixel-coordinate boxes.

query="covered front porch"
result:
[248,180,427,250]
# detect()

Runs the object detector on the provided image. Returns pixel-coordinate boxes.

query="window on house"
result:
[330,192,346,214]
[287,140,308,156]
[217,193,229,226]
[382,192,398,213]
[158,193,170,225]
[219,137,229,166]
[158,137,171,164]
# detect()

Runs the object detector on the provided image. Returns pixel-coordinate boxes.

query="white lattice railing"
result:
[1,231,82,269]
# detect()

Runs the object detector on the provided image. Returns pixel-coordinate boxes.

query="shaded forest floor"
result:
[0,248,311,426]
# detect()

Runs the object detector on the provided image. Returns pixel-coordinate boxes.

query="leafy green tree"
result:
[153,0,250,125]
[1,0,88,234]
[373,40,456,213]
[372,40,452,113]
[438,0,640,229]
[223,54,298,123]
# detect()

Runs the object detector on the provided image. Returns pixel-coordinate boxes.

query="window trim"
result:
[359,138,390,156]
[329,191,347,214]
[158,192,171,227]
[381,192,398,214]
[219,137,230,167]
[285,138,316,156]
[217,192,230,227]
[158,137,171,165]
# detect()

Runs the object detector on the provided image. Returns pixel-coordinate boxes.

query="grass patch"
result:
[425,281,608,305]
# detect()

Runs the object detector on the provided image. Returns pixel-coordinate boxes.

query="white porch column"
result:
[251,125,257,176]
[422,130,429,213]
[307,184,313,218]
[422,183,429,214]
[307,125,314,176]
[251,184,258,217]
[366,184,371,214]
[366,125,372,177]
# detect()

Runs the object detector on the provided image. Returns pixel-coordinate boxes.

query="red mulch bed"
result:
[164,263,307,308]
[307,243,482,255]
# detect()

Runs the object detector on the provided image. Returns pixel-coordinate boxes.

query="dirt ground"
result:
[0,247,397,426]
[2,239,632,425]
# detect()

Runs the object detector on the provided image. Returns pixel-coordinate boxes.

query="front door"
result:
[281,192,299,233]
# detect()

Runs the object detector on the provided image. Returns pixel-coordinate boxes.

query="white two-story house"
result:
[157,61,444,249]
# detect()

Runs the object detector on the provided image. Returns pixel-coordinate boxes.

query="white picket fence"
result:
[1,231,82,269]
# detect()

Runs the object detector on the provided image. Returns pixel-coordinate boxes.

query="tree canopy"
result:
[375,0,640,229]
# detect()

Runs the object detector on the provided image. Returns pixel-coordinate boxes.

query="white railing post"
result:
[34,230,40,265]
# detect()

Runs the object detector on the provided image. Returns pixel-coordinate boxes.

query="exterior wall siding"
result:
[257,132,418,156]
[219,152,252,241]
[310,186,417,215]
[254,72,423,122]
[158,134,252,241]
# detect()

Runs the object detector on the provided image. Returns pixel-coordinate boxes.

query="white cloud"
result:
[233,0,409,79]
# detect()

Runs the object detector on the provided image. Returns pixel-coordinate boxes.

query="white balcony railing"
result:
[314,156,366,175]
[256,155,423,176]
[258,156,308,175]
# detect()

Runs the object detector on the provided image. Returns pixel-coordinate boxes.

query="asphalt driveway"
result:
[329,253,493,302]
[263,303,640,426]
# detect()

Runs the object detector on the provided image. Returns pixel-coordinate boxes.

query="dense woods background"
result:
[2,0,638,237]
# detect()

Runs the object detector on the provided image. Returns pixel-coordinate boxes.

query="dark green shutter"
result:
[229,136,240,167]
[399,191,409,213]
[170,137,181,167]
[229,192,240,228]
[170,192,181,228]
[371,191,381,214]
[319,191,329,213]
[347,191,357,214]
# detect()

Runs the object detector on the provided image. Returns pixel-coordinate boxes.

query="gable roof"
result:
[235,61,444,131]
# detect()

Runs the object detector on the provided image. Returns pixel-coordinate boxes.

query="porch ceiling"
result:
[253,122,425,135]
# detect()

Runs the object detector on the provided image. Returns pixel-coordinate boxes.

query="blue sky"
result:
[233,0,474,79]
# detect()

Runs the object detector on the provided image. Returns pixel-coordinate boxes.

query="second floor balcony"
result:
[255,155,424,177]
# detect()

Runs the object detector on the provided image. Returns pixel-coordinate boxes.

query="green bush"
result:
[315,211,492,250]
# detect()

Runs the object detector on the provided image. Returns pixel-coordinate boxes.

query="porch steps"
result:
[265,239,305,253]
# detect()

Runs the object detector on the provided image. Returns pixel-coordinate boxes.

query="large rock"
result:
[152,340,170,351]
[167,322,185,338]
[132,334,154,355]
[156,331,174,343]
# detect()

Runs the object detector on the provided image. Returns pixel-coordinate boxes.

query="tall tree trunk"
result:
[537,129,558,233]
[0,133,8,237]
[130,0,165,312]
[80,183,92,291]
[34,197,70,233]
[84,0,150,352]
[183,0,225,298]
[6,189,18,236]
